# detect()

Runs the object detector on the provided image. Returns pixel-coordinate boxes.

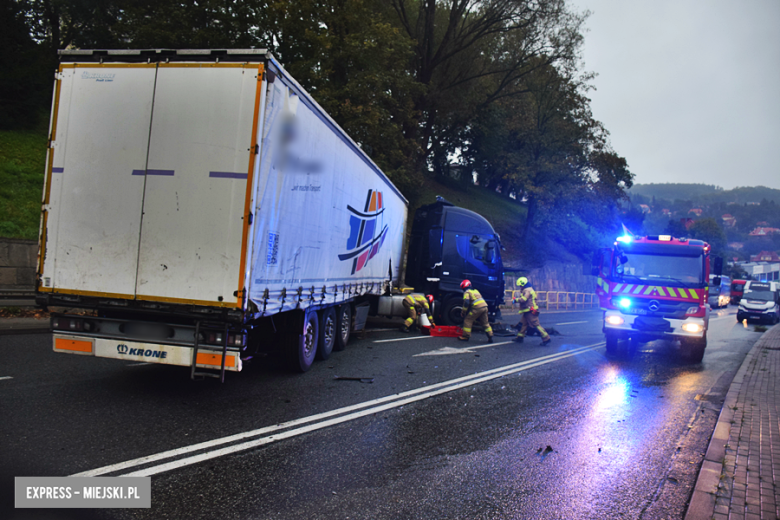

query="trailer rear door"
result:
[134,64,261,306]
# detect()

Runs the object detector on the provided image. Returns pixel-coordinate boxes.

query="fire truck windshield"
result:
[615,253,703,285]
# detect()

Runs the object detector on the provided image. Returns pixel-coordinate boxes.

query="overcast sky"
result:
[568,0,780,190]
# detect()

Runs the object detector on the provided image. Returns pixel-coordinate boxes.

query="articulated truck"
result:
[591,234,722,362]
[36,49,504,380]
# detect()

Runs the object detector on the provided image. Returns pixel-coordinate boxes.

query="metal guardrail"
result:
[502,290,598,311]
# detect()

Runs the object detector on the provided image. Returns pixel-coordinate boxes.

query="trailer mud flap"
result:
[52,335,242,372]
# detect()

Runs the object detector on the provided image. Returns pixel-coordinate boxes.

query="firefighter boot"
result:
[513,335,524,343]
[486,335,493,344]
[400,325,410,333]
[458,336,470,341]
[540,336,551,346]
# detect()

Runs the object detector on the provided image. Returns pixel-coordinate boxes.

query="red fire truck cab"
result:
[591,234,723,362]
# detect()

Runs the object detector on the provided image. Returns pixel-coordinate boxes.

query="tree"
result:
[688,218,727,255]
[388,0,587,175]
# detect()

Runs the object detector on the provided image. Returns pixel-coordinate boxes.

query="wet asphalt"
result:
[0,306,763,519]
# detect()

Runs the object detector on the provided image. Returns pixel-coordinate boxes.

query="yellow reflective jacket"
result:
[463,288,487,311]
[404,293,430,312]
[516,286,537,313]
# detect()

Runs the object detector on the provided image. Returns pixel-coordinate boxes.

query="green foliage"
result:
[0,129,47,239]
[3,0,638,261]
[688,218,727,254]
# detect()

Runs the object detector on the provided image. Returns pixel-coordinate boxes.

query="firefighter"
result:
[401,293,434,332]
[513,277,551,345]
[458,280,493,343]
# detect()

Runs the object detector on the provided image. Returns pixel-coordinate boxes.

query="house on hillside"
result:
[721,214,736,228]
[681,218,694,230]
[639,204,651,214]
[748,227,780,237]
[728,242,744,251]
[751,251,780,262]
[661,208,671,216]
[688,208,702,216]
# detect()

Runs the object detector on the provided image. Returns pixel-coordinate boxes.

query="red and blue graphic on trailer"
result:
[338,189,389,274]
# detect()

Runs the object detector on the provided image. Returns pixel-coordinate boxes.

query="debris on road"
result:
[334,376,374,384]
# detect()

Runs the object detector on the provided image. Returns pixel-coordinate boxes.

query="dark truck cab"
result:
[405,198,504,325]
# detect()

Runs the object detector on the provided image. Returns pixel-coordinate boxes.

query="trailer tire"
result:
[317,307,337,360]
[442,297,464,326]
[287,310,318,372]
[334,304,351,352]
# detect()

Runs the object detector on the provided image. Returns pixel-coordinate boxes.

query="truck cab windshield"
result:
[615,253,703,284]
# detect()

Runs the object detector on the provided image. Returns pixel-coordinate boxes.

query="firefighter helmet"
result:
[460,280,472,290]
[426,294,434,305]
[516,277,528,287]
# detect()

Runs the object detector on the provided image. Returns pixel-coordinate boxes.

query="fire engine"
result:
[591,234,723,362]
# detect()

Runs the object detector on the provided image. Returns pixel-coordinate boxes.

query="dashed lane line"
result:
[552,321,589,325]
[72,343,604,478]
[0,376,13,381]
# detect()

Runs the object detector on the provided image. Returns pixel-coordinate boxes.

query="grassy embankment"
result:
[0,128,47,240]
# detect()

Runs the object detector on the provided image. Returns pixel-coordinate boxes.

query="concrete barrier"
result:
[0,238,37,294]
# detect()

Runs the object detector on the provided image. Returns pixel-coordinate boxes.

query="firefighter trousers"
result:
[517,311,549,340]
[462,307,493,339]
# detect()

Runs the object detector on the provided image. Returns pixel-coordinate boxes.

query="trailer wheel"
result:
[287,310,318,372]
[442,297,464,326]
[334,304,351,352]
[317,307,337,360]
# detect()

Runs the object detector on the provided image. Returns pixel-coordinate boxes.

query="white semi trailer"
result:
[37,49,505,380]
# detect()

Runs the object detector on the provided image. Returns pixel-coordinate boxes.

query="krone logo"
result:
[117,344,129,354]
[648,300,661,312]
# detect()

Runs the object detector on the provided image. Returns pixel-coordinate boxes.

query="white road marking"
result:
[373,335,436,343]
[73,343,603,478]
[553,321,589,326]
[710,316,736,321]
[0,376,13,381]
[413,340,514,356]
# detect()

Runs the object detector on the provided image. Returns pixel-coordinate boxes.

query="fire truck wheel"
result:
[605,332,619,356]
[286,310,318,372]
[682,337,706,363]
[316,307,337,361]
[334,304,351,352]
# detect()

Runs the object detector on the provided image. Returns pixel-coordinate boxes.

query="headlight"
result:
[685,306,700,315]
[606,316,624,326]
[682,323,702,333]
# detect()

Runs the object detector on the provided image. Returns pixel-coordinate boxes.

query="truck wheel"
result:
[316,307,337,360]
[287,310,318,372]
[442,297,464,326]
[605,332,619,356]
[683,337,706,363]
[334,304,351,352]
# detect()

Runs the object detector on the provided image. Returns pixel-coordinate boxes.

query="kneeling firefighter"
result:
[458,280,493,343]
[401,293,435,332]
[513,277,551,345]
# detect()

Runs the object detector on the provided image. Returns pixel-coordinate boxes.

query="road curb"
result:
[684,323,777,520]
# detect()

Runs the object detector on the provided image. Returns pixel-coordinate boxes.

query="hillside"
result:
[630,183,780,205]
